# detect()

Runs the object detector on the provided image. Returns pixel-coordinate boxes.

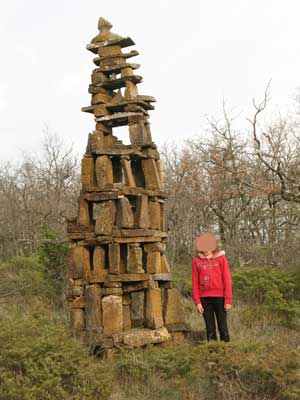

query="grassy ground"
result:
[0,257,299,400]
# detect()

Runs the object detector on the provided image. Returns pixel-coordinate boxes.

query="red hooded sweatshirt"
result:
[192,250,232,305]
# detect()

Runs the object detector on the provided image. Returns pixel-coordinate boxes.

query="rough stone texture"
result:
[144,242,165,253]
[81,155,95,188]
[67,17,186,350]
[102,295,123,335]
[164,289,186,331]
[129,121,152,146]
[121,158,136,187]
[141,159,161,190]
[127,244,144,273]
[148,201,161,230]
[68,246,90,280]
[160,254,171,273]
[146,288,163,329]
[70,308,85,332]
[94,201,116,235]
[109,243,120,274]
[131,291,145,327]
[95,155,113,187]
[155,159,164,188]
[85,285,102,334]
[122,281,149,293]
[78,199,90,226]
[146,251,161,273]
[116,197,134,228]
[123,304,132,331]
[71,296,85,309]
[104,287,123,295]
[135,195,149,228]
[93,246,106,269]
[123,327,170,347]
[160,203,166,231]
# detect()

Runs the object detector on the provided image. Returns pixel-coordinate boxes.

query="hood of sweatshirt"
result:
[197,250,225,259]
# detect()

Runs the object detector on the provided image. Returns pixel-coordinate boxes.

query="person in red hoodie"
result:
[192,232,232,342]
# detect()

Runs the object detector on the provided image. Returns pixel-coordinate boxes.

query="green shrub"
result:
[0,303,112,400]
[234,267,300,328]
[116,344,197,382]
[0,256,53,301]
[196,341,300,400]
[172,264,192,297]
[36,225,69,295]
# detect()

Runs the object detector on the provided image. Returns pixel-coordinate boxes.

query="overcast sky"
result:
[1,0,300,162]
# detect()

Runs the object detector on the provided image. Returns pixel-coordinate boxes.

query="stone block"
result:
[70,309,85,332]
[155,159,164,188]
[95,155,113,188]
[78,199,90,226]
[160,203,166,232]
[121,66,133,78]
[116,197,134,228]
[108,273,149,282]
[153,273,172,281]
[88,270,107,284]
[122,281,149,293]
[93,246,106,269]
[146,251,161,273]
[104,287,123,295]
[144,242,165,253]
[85,285,102,334]
[148,201,161,230]
[104,282,122,288]
[135,195,149,228]
[122,294,131,305]
[102,295,123,336]
[93,104,109,117]
[131,291,145,327]
[123,304,132,331]
[160,254,171,273]
[109,243,120,274]
[92,91,113,105]
[123,327,170,347]
[164,288,186,331]
[71,296,85,309]
[89,246,108,282]
[93,201,116,235]
[127,244,144,273]
[141,159,161,190]
[98,45,122,57]
[81,155,94,188]
[125,80,138,99]
[129,120,152,146]
[68,246,90,280]
[121,158,136,187]
[145,288,163,329]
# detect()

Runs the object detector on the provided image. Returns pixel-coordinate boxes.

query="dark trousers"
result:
[201,297,230,342]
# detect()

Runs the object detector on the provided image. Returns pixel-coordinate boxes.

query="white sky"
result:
[1,0,300,162]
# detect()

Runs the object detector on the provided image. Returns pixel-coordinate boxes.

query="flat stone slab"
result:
[123,327,170,347]
[94,63,140,74]
[96,112,145,127]
[89,75,142,92]
[87,36,135,53]
[152,273,172,281]
[93,50,139,65]
[108,273,149,282]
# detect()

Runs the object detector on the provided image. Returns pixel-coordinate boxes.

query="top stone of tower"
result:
[87,17,135,53]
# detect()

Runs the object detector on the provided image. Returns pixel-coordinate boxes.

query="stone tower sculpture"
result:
[67,17,186,354]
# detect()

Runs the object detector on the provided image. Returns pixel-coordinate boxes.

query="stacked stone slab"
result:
[67,17,187,353]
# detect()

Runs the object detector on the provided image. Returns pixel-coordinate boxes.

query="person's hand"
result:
[224,304,232,311]
[196,303,204,314]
